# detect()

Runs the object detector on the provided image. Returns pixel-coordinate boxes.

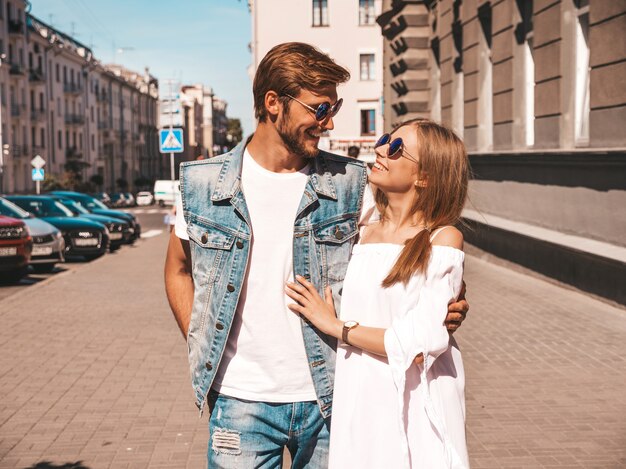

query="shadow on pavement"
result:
[22,462,92,469]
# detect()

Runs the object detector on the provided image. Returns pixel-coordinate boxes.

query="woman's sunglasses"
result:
[374,133,419,164]
[285,94,343,121]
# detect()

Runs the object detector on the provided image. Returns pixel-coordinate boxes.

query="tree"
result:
[116,178,129,191]
[226,118,243,149]
[90,174,104,188]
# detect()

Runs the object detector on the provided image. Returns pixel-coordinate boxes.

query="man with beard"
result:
[164,42,469,468]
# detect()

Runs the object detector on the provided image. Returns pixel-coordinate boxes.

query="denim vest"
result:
[180,140,368,417]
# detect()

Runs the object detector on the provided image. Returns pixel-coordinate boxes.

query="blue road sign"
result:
[159,128,184,153]
[32,168,45,181]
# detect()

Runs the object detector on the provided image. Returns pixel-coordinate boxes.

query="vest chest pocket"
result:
[313,217,358,283]
[187,222,236,285]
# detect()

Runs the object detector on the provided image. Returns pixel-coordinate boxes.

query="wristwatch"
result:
[342,320,360,345]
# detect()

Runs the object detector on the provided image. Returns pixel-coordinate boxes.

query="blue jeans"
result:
[207,391,330,469]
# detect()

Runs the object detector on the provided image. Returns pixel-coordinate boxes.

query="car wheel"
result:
[31,263,56,274]
[110,244,121,252]
[158,200,164,207]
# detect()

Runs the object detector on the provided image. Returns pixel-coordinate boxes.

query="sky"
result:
[29,0,254,134]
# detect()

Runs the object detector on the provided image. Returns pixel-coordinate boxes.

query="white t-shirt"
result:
[175,151,376,402]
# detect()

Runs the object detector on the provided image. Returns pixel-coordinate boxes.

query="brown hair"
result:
[379,119,469,288]
[253,42,350,122]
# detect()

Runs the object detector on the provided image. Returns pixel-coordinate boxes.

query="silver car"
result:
[0,197,65,273]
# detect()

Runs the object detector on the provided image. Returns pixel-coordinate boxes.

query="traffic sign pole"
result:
[36,179,40,195]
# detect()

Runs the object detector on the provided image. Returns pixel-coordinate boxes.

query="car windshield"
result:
[59,199,90,215]
[10,198,74,218]
[62,193,108,211]
[0,198,31,219]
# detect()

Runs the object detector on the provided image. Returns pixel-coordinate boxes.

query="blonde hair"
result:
[379,119,469,288]
[253,42,350,122]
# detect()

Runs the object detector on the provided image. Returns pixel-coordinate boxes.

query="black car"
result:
[50,197,131,251]
[6,196,110,261]
[48,191,141,242]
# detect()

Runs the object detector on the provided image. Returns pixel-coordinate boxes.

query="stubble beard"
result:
[277,119,319,159]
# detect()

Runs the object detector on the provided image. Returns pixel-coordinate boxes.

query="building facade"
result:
[0,1,161,194]
[378,0,626,304]
[249,0,385,158]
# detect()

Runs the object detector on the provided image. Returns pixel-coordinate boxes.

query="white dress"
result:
[328,241,469,469]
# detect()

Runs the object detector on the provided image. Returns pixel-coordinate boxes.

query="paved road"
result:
[0,215,624,468]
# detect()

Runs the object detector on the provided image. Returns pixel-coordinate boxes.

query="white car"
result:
[135,191,154,206]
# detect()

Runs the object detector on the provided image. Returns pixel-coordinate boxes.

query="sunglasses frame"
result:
[374,133,419,165]
[284,94,343,121]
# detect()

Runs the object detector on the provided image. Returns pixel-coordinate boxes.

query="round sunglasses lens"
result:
[332,98,343,116]
[375,133,390,148]
[389,138,403,157]
[315,103,331,121]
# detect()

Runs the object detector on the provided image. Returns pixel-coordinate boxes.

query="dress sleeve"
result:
[384,247,464,375]
[383,247,467,469]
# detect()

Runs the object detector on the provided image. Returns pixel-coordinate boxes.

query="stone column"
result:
[589,0,626,147]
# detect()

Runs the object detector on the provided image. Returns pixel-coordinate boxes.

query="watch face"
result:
[344,320,358,328]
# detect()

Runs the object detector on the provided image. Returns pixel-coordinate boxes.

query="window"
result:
[91,134,95,151]
[359,0,375,25]
[41,128,45,148]
[312,0,328,26]
[63,66,67,84]
[360,109,376,135]
[360,54,375,81]
[31,127,35,146]
[58,130,62,149]
[56,63,59,82]
[574,2,590,146]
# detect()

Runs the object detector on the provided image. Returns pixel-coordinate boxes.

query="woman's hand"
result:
[285,275,343,339]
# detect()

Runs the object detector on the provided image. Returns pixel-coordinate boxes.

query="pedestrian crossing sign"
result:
[32,168,45,181]
[159,128,184,153]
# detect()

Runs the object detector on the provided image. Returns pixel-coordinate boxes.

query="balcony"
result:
[64,114,86,126]
[9,63,25,76]
[63,83,83,95]
[11,145,29,157]
[102,130,115,142]
[32,145,46,156]
[31,108,47,122]
[66,146,83,159]
[96,92,109,103]
[10,104,25,117]
[8,19,24,35]
[29,67,46,83]
[97,120,110,130]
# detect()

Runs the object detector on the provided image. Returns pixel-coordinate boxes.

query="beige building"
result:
[379,0,626,304]
[0,2,160,194]
[249,0,385,158]
[157,83,231,178]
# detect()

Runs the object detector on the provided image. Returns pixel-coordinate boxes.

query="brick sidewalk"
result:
[0,233,624,468]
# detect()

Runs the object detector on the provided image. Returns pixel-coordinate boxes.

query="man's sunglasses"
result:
[285,94,343,121]
[374,133,419,165]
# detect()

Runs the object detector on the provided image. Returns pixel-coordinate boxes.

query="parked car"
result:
[123,192,136,207]
[0,215,32,281]
[93,192,112,207]
[6,196,110,261]
[109,192,128,208]
[51,197,131,251]
[153,180,180,207]
[0,197,65,273]
[135,191,154,206]
[47,191,141,242]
